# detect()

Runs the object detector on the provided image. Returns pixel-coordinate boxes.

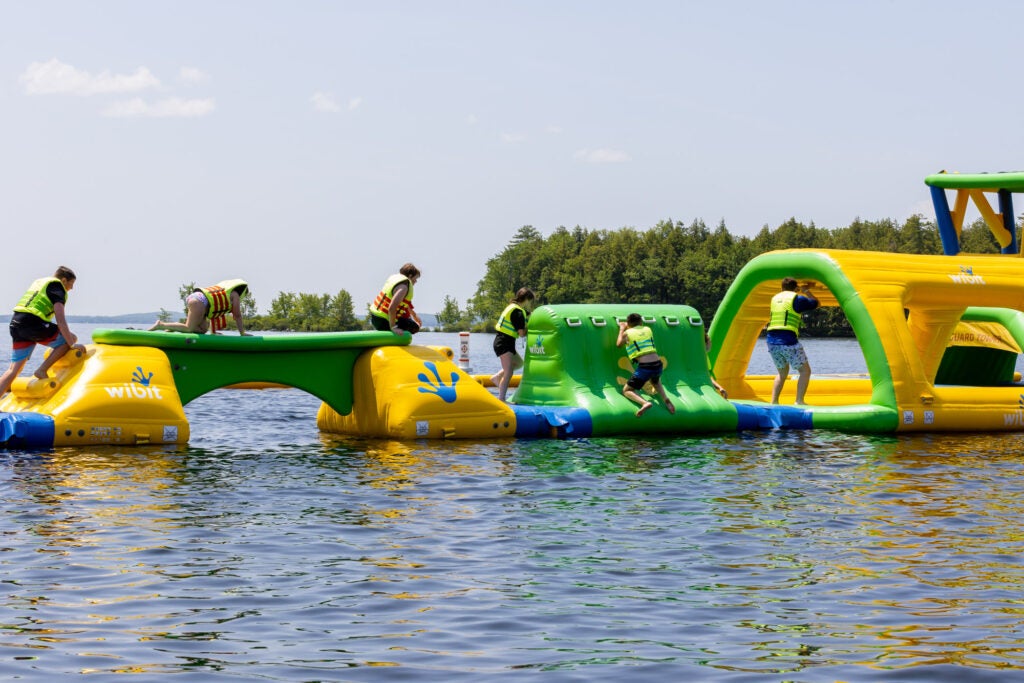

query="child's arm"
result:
[230,292,249,336]
[52,302,81,349]
[616,322,629,347]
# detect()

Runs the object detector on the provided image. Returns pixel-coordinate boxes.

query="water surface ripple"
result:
[0,333,1022,681]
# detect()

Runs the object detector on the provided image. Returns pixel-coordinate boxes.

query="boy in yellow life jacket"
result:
[0,266,86,398]
[766,277,819,404]
[616,312,675,417]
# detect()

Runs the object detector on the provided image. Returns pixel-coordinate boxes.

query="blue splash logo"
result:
[132,367,153,386]
[417,361,459,403]
[528,334,545,355]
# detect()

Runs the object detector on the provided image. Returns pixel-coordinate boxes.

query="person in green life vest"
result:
[616,312,676,417]
[766,277,819,404]
[0,266,86,398]
[489,287,536,402]
[149,279,251,335]
[369,263,422,336]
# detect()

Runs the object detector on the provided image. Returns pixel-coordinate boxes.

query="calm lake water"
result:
[1,327,1023,681]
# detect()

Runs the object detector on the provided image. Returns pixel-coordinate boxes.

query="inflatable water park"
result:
[4,170,1024,448]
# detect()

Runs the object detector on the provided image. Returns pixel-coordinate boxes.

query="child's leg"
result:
[623,385,653,416]
[0,358,29,397]
[34,343,71,378]
[653,379,675,414]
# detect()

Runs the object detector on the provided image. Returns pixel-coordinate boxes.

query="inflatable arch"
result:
[709,248,1024,432]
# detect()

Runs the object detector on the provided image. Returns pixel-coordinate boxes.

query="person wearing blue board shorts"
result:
[0,266,86,398]
[617,312,675,417]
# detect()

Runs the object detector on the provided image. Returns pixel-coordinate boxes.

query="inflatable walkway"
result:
[0,330,409,449]
[317,304,736,439]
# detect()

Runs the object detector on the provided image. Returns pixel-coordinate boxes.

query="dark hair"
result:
[626,312,642,326]
[512,287,535,304]
[781,277,798,291]
[399,263,421,279]
[55,266,76,281]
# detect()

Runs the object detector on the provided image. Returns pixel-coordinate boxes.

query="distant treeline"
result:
[162,215,1005,335]
[437,215,1007,337]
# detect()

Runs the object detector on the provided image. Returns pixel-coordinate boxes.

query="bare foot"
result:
[664,399,675,414]
[33,370,49,380]
[489,374,501,387]
[636,401,653,417]
[147,321,162,331]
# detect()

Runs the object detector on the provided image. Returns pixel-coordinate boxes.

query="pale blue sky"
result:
[2,1,1022,316]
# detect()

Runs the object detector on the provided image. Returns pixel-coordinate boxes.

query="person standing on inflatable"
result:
[0,266,86,398]
[490,287,536,402]
[370,263,422,336]
[149,279,251,335]
[766,277,819,405]
[616,312,675,417]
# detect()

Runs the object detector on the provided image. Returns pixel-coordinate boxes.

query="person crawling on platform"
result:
[369,263,422,336]
[0,266,86,398]
[616,312,675,417]
[149,279,251,336]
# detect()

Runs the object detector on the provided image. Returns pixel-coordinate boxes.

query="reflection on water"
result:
[1,333,1024,679]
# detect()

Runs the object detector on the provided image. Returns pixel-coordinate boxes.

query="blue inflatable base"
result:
[511,405,594,438]
[734,403,814,430]
[0,412,56,450]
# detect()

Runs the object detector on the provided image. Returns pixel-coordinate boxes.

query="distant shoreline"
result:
[0,312,440,326]
[0,312,165,324]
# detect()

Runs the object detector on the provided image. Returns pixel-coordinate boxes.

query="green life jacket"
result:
[495,303,526,336]
[767,290,802,335]
[13,277,65,321]
[624,325,657,362]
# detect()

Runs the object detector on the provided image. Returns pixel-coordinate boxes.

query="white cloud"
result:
[545,124,563,134]
[311,91,341,113]
[179,67,210,85]
[21,58,160,96]
[500,132,527,144]
[466,114,478,125]
[102,97,215,118]
[574,147,630,164]
[348,96,363,111]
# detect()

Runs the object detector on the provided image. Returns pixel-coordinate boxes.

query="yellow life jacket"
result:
[624,325,657,362]
[199,279,248,331]
[495,303,526,336]
[767,290,802,334]
[371,274,415,320]
[13,277,65,322]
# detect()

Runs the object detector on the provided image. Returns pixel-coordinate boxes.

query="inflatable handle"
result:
[663,316,680,326]
[565,317,582,328]
[590,316,607,327]
[687,315,703,327]
[11,377,61,398]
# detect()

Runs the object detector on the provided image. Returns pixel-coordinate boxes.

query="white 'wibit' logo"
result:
[948,265,985,285]
[104,384,165,399]
[103,365,165,399]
